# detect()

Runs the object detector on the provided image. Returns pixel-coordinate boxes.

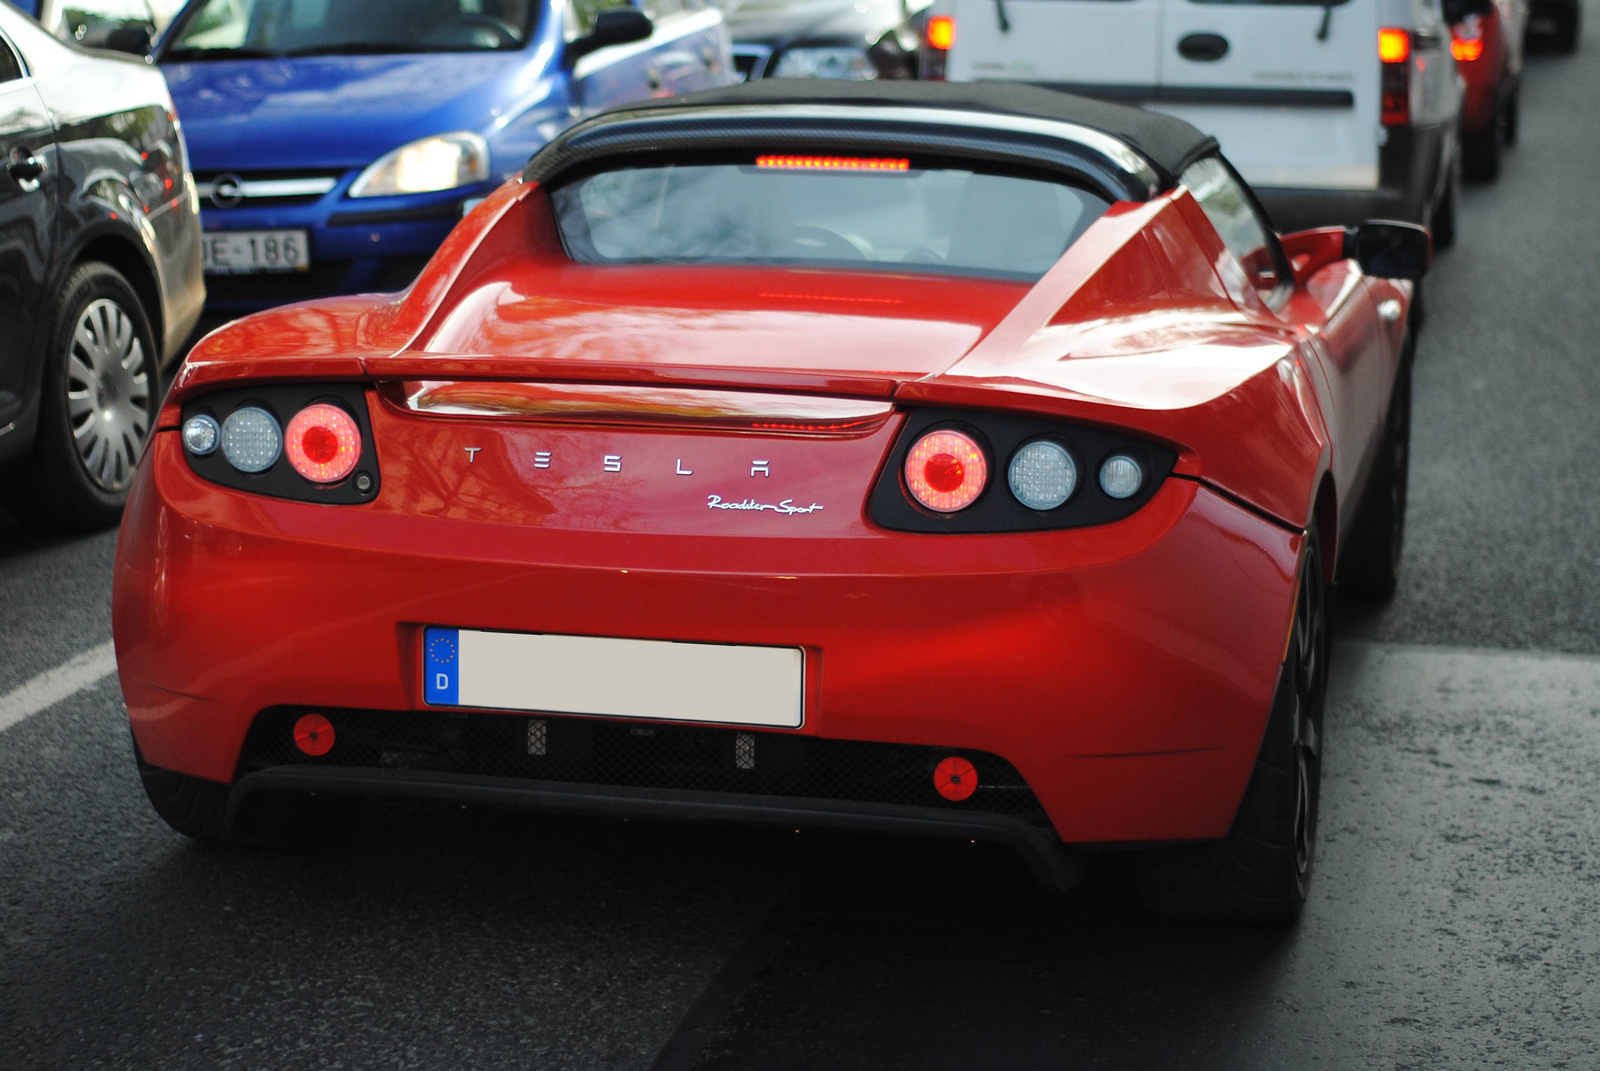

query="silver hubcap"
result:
[67,298,151,493]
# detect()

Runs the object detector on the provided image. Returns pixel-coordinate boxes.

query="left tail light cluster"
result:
[870,408,1176,533]
[920,15,954,80]
[1379,28,1412,127]
[180,384,379,503]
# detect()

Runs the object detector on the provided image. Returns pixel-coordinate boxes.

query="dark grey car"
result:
[726,0,925,83]
[0,1,202,531]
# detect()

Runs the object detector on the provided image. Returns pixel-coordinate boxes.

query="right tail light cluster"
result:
[871,408,1176,533]
[1379,28,1412,127]
[179,383,379,503]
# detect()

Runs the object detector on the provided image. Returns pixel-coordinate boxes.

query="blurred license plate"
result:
[201,230,310,274]
[422,627,805,728]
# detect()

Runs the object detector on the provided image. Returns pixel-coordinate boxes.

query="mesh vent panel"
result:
[241,707,1049,822]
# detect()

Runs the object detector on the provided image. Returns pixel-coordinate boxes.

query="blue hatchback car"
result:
[118,0,731,311]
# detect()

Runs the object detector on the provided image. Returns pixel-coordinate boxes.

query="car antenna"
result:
[995,0,1011,33]
[1316,1,1334,40]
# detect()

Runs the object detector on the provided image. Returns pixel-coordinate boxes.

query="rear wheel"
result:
[1463,97,1506,180]
[1430,160,1459,250]
[1136,536,1328,924]
[1552,4,1580,52]
[1337,358,1413,600]
[135,737,356,847]
[0,263,160,532]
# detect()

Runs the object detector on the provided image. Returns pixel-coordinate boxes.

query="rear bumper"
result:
[114,428,1302,848]
[230,765,1088,891]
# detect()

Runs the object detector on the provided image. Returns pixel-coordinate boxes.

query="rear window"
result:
[166,0,539,56]
[549,157,1111,280]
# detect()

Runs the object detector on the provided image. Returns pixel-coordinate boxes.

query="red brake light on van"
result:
[927,15,955,50]
[1378,28,1411,63]
[1379,29,1412,126]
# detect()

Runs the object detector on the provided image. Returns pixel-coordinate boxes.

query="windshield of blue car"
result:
[164,0,537,57]
[550,159,1111,280]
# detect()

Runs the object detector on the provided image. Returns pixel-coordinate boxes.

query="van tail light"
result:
[285,403,362,483]
[921,15,953,79]
[1379,28,1411,126]
[1450,16,1485,62]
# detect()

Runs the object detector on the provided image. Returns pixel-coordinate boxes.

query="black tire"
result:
[1136,536,1329,924]
[1337,357,1412,600]
[134,736,358,847]
[1553,4,1580,52]
[135,737,234,843]
[1430,161,1459,250]
[1462,102,1505,181]
[1503,88,1520,147]
[0,262,161,533]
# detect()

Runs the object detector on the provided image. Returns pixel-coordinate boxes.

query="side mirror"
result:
[564,8,653,67]
[1344,220,1431,280]
[104,25,154,55]
[1443,0,1494,21]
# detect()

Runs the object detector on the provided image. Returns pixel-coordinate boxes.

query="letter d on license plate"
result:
[424,628,804,727]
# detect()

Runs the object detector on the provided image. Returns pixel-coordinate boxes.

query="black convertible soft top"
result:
[603,80,1216,181]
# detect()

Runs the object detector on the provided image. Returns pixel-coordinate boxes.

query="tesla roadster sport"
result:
[113,81,1428,921]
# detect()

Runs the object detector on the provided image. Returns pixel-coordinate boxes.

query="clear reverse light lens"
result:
[182,414,220,455]
[1099,454,1144,499]
[349,132,490,197]
[220,406,282,473]
[1008,440,1077,510]
[770,46,878,80]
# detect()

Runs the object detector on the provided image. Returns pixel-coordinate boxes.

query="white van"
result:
[922,0,1476,241]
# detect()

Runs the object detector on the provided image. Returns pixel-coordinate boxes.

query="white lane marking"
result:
[0,640,117,736]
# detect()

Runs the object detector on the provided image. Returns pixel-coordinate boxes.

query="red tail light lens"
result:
[285,403,362,483]
[1378,28,1411,63]
[1379,29,1412,127]
[904,428,987,512]
[1451,17,1485,61]
[926,15,955,50]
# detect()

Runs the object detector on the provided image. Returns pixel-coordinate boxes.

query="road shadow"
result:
[675,836,1299,1071]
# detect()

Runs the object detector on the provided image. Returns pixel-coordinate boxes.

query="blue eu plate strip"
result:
[424,627,460,706]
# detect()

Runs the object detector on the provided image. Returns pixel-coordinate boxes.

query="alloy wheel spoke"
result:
[67,390,97,421]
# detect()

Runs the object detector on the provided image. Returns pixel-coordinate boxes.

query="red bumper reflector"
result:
[934,756,978,801]
[293,713,336,756]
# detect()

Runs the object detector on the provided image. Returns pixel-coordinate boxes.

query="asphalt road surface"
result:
[2,18,1597,1069]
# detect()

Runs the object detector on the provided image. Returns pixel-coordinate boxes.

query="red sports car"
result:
[1451,0,1528,179]
[113,82,1429,922]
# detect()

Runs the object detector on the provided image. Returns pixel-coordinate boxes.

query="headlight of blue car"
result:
[349,132,491,197]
